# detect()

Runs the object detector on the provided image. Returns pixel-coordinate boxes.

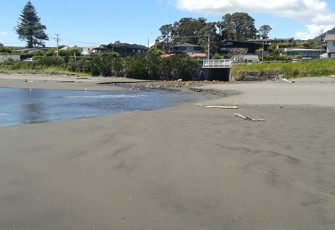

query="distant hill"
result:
[310,27,335,44]
[326,27,335,34]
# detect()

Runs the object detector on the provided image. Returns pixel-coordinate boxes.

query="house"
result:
[281,48,325,59]
[93,45,109,53]
[248,38,294,45]
[219,40,269,55]
[93,43,148,57]
[15,47,48,54]
[168,43,207,60]
[59,46,73,51]
[74,46,96,55]
[324,34,335,58]
[169,43,203,54]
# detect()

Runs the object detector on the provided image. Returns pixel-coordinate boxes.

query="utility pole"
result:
[55,33,60,57]
[147,33,152,49]
[262,39,264,62]
[207,35,210,60]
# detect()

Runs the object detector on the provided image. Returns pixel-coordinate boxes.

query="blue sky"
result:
[1,0,335,47]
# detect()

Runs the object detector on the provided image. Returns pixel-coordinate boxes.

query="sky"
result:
[1,0,335,48]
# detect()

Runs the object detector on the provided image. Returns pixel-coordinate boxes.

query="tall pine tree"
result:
[15,1,48,48]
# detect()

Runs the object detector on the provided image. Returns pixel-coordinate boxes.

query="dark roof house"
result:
[15,47,48,54]
[169,43,203,54]
[93,43,148,57]
[219,40,269,55]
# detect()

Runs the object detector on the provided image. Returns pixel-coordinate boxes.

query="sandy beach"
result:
[0,74,334,230]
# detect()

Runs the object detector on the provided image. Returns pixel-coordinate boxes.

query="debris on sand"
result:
[205,105,239,109]
[234,113,266,122]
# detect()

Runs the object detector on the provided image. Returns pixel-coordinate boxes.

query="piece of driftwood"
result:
[234,113,266,122]
[206,105,239,109]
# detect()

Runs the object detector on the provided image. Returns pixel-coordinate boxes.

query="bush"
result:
[85,53,122,77]
[126,59,149,79]
[159,54,201,80]
[67,58,93,73]
[36,56,65,67]
[0,47,13,54]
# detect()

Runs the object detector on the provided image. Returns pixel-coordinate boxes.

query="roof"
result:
[15,48,47,53]
[325,34,335,41]
[283,48,322,51]
[173,43,199,47]
[248,38,293,42]
[60,46,73,51]
[108,43,148,50]
[160,53,207,58]
[160,54,175,58]
[188,53,207,58]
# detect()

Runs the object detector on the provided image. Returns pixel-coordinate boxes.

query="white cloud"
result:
[175,0,330,22]
[174,0,335,39]
[295,24,335,39]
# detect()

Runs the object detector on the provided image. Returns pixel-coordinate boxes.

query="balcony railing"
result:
[203,59,233,68]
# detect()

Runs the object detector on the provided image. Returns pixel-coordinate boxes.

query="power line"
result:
[60,38,101,45]
[50,35,103,46]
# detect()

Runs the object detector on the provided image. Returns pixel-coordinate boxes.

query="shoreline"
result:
[0,74,335,229]
[0,73,144,91]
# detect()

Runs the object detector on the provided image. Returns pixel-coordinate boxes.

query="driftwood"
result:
[206,105,239,109]
[234,113,266,122]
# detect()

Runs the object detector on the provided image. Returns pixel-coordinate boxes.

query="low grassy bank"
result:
[2,58,335,81]
[231,59,335,80]
[0,63,88,77]
[0,69,88,78]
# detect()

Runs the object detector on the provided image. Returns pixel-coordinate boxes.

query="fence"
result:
[203,59,233,68]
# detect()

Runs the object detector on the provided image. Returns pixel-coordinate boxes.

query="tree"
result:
[173,17,208,44]
[15,1,48,48]
[267,43,283,60]
[159,17,208,46]
[218,12,257,41]
[228,48,247,62]
[0,43,12,54]
[198,22,220,58]
[258,25,272,39]
[159,24,174,52]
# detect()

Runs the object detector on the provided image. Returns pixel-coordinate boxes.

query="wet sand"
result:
[0,73,144,91]
[0,75,334,230]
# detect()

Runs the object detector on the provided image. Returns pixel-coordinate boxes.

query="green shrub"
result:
[126,59,149,79]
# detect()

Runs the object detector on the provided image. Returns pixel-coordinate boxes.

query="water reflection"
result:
[0,88,200,127]
[18,89,48,124]
[22,103,46,124]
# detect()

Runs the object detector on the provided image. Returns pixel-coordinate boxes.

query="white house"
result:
[324,34,335,58]
[282,48,324,59]
[60,46,96,55]
[74,46,96,55]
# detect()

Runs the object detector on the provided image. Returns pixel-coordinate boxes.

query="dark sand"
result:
[0,74,334,230]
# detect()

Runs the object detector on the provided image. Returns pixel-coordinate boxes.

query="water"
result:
[0,87,200,127]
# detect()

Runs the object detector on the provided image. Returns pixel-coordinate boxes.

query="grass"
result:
[0,65,90,77]
[231,59,335,80]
